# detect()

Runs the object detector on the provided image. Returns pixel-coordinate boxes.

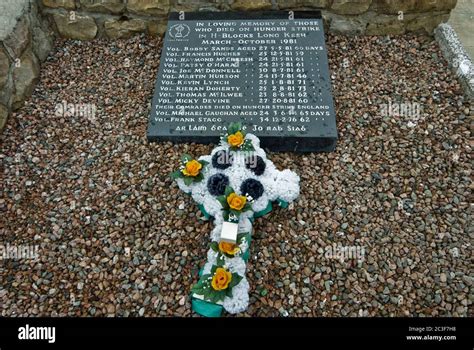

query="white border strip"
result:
[435,23,474,101]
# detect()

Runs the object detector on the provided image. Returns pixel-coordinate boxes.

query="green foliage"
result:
[194,172,204,182]
[217,195,227,208]
[240,139,255,151]
[227,122,242,135]
[228,273,243,290]
[224,186,234,198]
[181,154,193,163]
[170,170,182,180]
[183,176,193,186]
[191,274,210,295]
[210,241,219,252]
[216,254,225,266]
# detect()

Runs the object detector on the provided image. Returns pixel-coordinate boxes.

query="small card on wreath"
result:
[220,221,239,244]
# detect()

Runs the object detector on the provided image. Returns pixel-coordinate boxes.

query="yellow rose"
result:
[227,192,247,211]
[218,241,240,256]
[211,267,232,291]
[181,159,202,177]
[227,131,244,148]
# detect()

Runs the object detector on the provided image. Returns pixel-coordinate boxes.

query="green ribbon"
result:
[191,298,223,317]
[198,204,211,220]
[241,233,251,262]
[254,201,273,218]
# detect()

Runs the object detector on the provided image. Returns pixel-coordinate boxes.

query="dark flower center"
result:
[212,150,233,170]
[207,173,229,196]
[240,178,264,200]
[245,155,266,176]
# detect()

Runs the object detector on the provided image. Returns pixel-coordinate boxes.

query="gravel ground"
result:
[0,34,472,317]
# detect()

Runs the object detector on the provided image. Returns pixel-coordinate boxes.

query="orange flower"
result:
[181,159,202,177]
[218,241,240,256]
[227,131,244,148]
[227,192,246,211]
[211,267,232,291]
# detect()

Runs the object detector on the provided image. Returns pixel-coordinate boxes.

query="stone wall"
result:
[0,0,55,129]
[40,0,457,40]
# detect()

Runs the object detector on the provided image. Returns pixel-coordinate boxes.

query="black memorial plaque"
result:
[148,11,337,152]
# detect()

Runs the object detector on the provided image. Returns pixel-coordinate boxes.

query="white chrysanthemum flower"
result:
[202,261,213,275]
[223,278,250,314]
[175,178,192,194]
[206,248,218,264]
[225,256,246,276]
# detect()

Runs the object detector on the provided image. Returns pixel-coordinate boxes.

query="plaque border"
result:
[148,10,337,153]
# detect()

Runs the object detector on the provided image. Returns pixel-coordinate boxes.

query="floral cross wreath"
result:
[171,122,300,316]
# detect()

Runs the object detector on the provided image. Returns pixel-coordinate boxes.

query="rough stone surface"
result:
[31,23,54,62]
[277,0,330,9]
[127,0,170,16]
[407,12,450,34]
[366,14,405,35]
[12,49,40,110]
[30,0,55,62]
[0,0,55,131]
[52,13,98,40]
[0,0,29,40]
[79,0,126,14]
[370,0,417,14]
[328,13,366,34]
[0,103,7,129]
[3,16,31,60]
[231,0,273,10]
[171,0,228,12]
[0,48,10,90]
[35,0,458,37]
[42,0,75,10]
[105,19,147,39]
[415,0,457,12]
[147,20,168,36]
[331,0,372,15]
[371,0,457,14]
[0,72,14,107]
